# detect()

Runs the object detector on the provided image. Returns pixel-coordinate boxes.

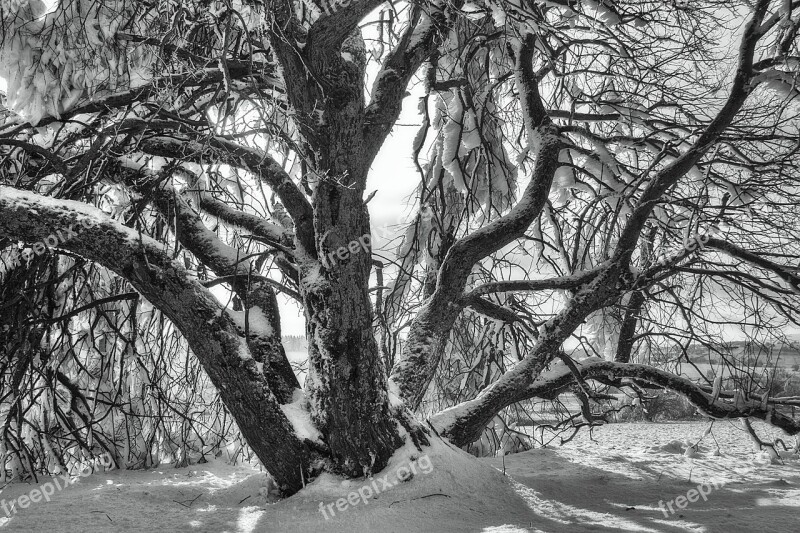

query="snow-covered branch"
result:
[363,1,450,158]
[1,64,280,133]
[149,187,300,402]
[199,195,290,245]
[137,135,315,252]
[432,358,800,447]
[390,32,565,408]
[704,237,800,296]
[0,186,318,493]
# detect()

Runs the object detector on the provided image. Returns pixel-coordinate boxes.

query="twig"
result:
[174,493,203,508]
[89,511,113,521]
[388,493,450,507]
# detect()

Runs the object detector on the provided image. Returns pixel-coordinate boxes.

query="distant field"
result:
[286,350,306,363]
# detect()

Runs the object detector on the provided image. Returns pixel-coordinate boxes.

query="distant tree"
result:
[1,0,800,493]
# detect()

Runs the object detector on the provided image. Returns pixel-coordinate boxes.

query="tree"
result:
[1,0,800,495]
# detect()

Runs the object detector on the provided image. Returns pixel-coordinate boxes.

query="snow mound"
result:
[287,435,538,531]
[647,439,687,454]
[753,449,783,466]
[646,438,713,457]
[205,471,280,506]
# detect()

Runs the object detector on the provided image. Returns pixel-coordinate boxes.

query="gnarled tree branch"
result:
[433,358,800,447]
[0,185,319,494]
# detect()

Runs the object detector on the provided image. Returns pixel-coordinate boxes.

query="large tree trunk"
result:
[286,32,403,477]
[300,158,403,476]
[301,241,403,476]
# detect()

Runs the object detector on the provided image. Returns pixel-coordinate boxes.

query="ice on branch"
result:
[582,0,620,26]
[0,0,151,125]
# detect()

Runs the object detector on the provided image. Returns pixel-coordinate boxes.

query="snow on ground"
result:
[0,421,797,532]
[488,420,800,532]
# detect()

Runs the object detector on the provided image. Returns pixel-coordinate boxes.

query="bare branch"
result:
[390,32,564,407]
[464,270,600,299]
[137,135,315,252]
[433,358,800,447]
[614,0,773,262]
[705,237,800,295]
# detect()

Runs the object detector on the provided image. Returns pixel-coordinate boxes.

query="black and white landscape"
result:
[0,1,799,531]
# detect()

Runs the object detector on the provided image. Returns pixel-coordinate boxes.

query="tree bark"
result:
[615,290,646,363]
